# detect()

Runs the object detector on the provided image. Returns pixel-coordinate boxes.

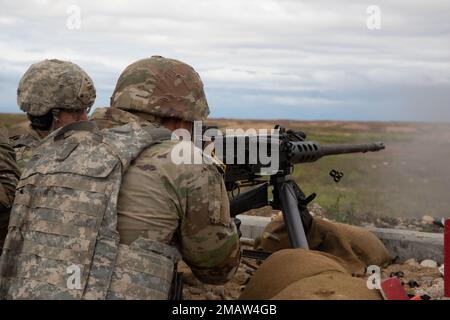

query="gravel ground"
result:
[179,256,448,300]
[380,260,448,300]
[179,258,258,300]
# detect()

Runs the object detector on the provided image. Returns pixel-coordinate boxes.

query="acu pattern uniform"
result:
[0,131,20,251]
[0,121,183,299]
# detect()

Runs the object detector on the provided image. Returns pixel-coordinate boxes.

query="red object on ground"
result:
[380,278,409,300]
[445,219,450,297]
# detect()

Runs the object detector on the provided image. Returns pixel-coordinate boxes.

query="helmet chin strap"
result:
[50,109,61,131]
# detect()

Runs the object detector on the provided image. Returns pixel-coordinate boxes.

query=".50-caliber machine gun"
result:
[206,125,385,250]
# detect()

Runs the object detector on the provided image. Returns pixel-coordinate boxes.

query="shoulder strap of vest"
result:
[100,122,171,172]
[11,134,40,148]
[141,124,172,142]
[53,121,100,140]
[101,122,166,173]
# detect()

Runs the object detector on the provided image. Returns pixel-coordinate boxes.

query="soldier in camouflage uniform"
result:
[0,56,240,300]
[0,59,98,298]
[9,59,96,169]
[0,131,20,251]
[91,56,241,287]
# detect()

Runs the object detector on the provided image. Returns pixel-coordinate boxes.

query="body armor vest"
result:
[0,121,180,299]
[10,129,43,170]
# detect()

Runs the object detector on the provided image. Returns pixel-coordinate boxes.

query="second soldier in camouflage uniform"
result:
[0,59,94,253]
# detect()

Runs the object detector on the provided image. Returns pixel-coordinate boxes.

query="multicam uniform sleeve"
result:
[177,153,241,285]
[0,131,20,249]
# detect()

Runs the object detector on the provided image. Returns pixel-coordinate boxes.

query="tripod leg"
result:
[275,179,309,249]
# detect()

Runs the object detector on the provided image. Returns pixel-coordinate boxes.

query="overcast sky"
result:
[0,0,449,121]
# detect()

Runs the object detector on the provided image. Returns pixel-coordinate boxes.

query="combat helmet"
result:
[110,55,210,121]
[17,59,96,116]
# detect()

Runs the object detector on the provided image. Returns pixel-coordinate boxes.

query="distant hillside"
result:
[0,113,27,128]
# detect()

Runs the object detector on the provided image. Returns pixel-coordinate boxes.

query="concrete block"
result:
[237,215,445,264]
[236,215,270,240]
[365,227,444,264]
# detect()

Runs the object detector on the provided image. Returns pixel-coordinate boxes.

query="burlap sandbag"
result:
[332,221,392,267]
[271,271,382,300]
[240,249,347,299]
[260,215,392,275]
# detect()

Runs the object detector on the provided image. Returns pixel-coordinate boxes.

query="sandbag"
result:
[260,215,393,274]
[271,272,382,300]
[240,249,382,300]
[332,221,392,267]
[240,249,348,300]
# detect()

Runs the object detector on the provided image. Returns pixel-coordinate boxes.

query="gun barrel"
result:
[320,141,385,156]
[289,141,385,163]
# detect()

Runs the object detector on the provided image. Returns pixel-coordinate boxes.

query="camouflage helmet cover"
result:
[17,59,96,116]
[111,56,210,121]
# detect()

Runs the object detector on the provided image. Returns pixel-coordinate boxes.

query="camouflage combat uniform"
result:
[98,56,240,286]
[91,107,241,284]
[0,131,20,251]
[93,56,240,286]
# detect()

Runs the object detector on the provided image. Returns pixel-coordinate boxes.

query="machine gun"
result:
[205,125,385,250]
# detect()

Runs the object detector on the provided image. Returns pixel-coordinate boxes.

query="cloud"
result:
[0,0,449,121]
